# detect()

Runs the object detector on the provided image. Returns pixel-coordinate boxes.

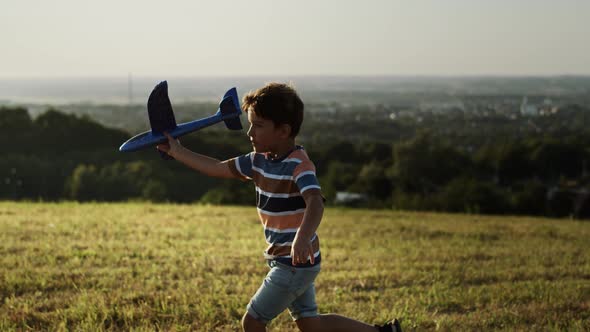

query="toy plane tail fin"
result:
[147,81,177,134]
[219,87,242,130]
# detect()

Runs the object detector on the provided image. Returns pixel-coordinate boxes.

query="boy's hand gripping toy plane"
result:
[119,81,242,159]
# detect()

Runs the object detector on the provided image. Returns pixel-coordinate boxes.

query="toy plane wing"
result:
[119,81,242,154]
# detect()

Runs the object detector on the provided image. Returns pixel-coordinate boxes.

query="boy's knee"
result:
[241,312,266,332]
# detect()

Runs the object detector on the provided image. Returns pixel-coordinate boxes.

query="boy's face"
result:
[246,110,287,153]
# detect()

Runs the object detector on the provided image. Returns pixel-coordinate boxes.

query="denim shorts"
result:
[246,260,321,324]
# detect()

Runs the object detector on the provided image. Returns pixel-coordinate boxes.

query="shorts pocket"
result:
[266,265,295,290]
[289,268,320,295]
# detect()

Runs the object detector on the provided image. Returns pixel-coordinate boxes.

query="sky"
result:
[1,0,589,78]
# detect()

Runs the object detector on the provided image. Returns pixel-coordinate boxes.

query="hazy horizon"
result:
[1,75,588,105]
[2,0,589,78]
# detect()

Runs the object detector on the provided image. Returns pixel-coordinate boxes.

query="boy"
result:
[157,83,401,332]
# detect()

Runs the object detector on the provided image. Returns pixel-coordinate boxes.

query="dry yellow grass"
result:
[1,202,589,331]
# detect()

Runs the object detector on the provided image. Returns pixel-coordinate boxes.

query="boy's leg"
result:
[295,315,378,332]
[244,263,301,330]
[241,313,266,332]
[288,274,379,332]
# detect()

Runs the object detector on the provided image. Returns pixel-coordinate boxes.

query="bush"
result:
[511,180,548,215]
[434,177,510,214]
[65,161,163,201]
[199,181,255,205]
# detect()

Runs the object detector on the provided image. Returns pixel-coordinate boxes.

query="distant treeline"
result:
[1,106,589,218]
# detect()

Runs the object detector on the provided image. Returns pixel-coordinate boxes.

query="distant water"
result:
[0,76,588,106]
[0,76,409,105]
[0,77,269,105]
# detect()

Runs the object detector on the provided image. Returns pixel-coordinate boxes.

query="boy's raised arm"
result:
[157,132,236,179]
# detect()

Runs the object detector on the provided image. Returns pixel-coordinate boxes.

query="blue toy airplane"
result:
[119,81,242,158]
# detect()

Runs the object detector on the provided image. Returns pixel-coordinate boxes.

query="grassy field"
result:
[0,202,589,331]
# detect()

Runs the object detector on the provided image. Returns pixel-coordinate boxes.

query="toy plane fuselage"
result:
[119,81,242,153]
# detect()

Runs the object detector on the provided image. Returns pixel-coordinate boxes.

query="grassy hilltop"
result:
[1,202,589,331]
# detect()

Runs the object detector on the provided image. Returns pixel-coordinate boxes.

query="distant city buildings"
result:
[520,96,558,117]
[520,96,539,116]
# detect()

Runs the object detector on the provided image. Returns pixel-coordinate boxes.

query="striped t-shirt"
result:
[228,146,322,267]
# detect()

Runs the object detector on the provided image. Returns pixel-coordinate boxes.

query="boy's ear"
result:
[278,123,292,138]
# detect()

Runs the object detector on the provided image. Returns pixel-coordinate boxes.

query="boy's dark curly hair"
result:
[242,82,304,138]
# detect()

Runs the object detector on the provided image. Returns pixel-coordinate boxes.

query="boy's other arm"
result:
[157,132,236,179]
[291,193,324,265]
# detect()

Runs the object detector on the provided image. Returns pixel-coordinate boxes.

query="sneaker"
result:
[375,318,402,332]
